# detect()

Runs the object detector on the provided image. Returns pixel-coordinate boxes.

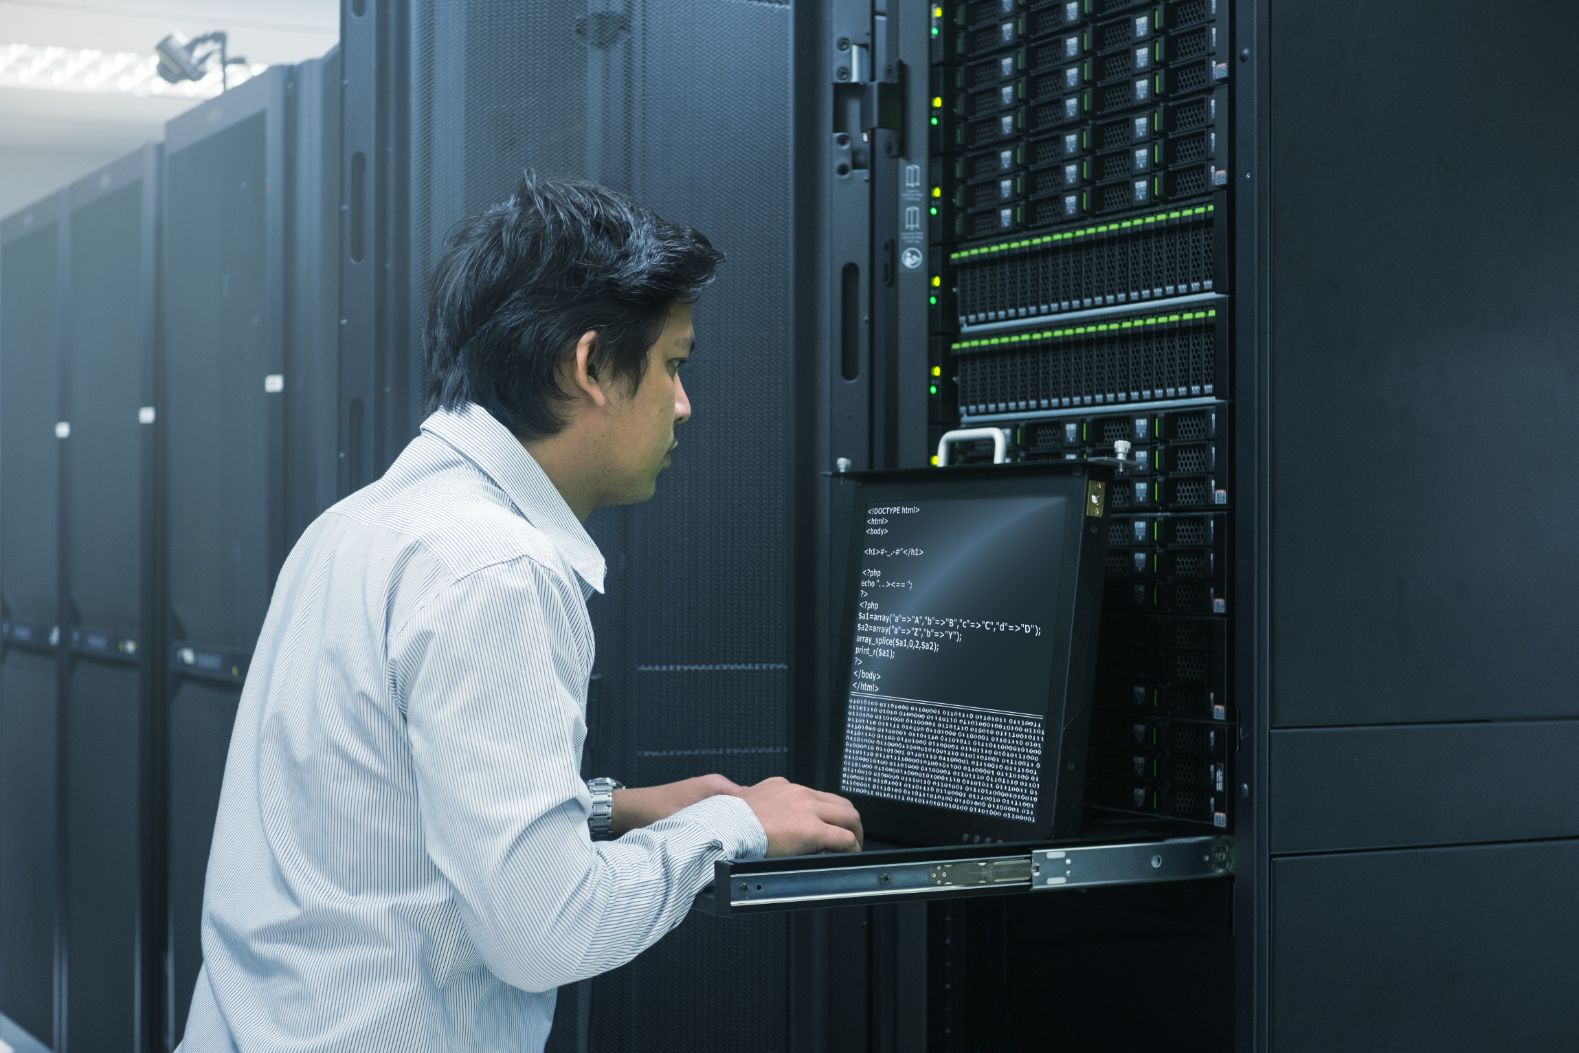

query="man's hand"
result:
[735,777,864,856]
[609,774,741,836]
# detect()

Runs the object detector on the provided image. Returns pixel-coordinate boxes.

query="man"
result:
[181,174,862,1051]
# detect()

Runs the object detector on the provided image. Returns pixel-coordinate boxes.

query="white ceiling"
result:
[0,0,338,150]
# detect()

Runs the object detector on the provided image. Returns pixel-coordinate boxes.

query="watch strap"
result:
[586,776,625,838]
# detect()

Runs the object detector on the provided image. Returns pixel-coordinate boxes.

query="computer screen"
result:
[833,464,1110,846]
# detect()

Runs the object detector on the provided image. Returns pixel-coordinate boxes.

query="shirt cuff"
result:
[673,794,768,861]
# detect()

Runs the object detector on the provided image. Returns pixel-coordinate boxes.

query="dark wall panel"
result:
[0,195,64,1048]
[1271,722,1579,855]
[1268,0,1579,727]
[1272,842,1579,1052]
[62,146,160,1053]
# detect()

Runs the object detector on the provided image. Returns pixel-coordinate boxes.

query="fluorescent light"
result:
[0,42,267,99]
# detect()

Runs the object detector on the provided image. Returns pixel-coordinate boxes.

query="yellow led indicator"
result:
[930,454,940,466]
[931,186,942,198]
[933,5,943,17]
[931,366,942,377]
[932,96,943,109]
[931,275,941,288]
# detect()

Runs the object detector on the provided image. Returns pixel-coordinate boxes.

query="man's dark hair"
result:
[423,172,724,439]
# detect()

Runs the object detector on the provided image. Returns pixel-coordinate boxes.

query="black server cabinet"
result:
[343,3,806,1049]
[288,51,344,541]
[1254,0,1579,1048]
[159,54,342,1047]
[58,145,163,1053]
[159,68,290,1043]
[0,192,67,1052]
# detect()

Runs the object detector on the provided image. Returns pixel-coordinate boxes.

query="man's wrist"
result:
[586,776,624,839]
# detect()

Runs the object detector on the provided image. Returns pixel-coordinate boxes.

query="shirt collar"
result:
[421,402,607,594]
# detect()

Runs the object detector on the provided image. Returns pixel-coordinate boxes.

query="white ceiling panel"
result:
[0,0,336,155]
[0,0,336,61]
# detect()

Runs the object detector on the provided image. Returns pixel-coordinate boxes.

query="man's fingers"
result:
[813,796,863,848]
[819,822,860,852]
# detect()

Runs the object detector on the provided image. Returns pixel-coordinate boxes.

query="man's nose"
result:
[675,374,692,424]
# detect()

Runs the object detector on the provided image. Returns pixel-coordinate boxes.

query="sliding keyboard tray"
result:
[696,826,1232,916]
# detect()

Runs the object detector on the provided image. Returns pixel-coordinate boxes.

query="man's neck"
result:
[521,433,598,523]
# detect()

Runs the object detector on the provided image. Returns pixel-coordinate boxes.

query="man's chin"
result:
[605,478,661,508]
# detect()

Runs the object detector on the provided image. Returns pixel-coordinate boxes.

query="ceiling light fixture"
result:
[154,30,250,92]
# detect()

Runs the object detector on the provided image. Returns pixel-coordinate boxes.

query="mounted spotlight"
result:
[154,30,250,91]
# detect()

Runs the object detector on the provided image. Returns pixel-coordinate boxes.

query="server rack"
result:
[57,144,163,1053]
[762,1,1579,1050]
[158,67,291,1043]
[1254,1,1579,1048]
[287,52,344,544]
[156,55,343,1043]
[0,190,68,1053]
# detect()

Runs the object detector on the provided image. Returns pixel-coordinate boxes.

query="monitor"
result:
[832,463,1112,846]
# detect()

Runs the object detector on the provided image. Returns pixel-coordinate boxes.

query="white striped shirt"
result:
[180,402,767,1052]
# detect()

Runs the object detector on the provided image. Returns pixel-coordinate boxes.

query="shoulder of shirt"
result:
[321,432,582,601]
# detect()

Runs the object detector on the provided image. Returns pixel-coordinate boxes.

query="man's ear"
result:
[569,329,610,407]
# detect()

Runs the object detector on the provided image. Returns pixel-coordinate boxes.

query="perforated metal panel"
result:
[0,195,64,1048]
[0,650,58,1046]
[67,181,146,627]
[402,2,798,1049]
[62,661,143,1049]
[165,680,242,1036]
[1,214,62,621]
[159,69,288,1044]
[62,147,160,1053]
[163,111,275,649]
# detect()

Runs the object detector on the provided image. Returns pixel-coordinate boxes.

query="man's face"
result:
[600,300,694,505]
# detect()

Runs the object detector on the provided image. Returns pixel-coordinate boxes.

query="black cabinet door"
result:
[159,68,288,1044]
[61,145,161,1053]
[1273,842,1579,1053]
[0,192,66,1050]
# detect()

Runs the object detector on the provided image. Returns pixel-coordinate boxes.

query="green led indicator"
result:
[929,295,938,305]
[931,26,939,36]
[930,115,939,126]
[929,385,939,395]
[929,206,938,216]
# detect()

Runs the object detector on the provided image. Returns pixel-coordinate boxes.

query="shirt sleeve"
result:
[391,556,766,994]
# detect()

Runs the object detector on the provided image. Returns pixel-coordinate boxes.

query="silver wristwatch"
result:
[586,777,624,839]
